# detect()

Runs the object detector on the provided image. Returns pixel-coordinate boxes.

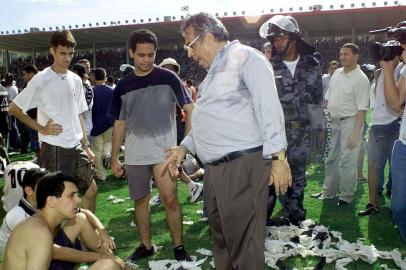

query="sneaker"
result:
[358,203,379,216]
[102,154,111,169]
[190,183,203,203]
[310,192,334,200]
[129,243,154,261]
[337,199,349,206]
[149,195,161,206]
[173,245,192,261]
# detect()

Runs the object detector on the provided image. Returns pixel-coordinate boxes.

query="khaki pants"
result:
[90,127,113,180]
[204,151,269,270]
[323,116,361,202]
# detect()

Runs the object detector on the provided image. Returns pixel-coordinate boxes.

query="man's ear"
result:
[24,186,34,197]
[47,196,57,208]
[50,47,56,57]
[128,48,134,59]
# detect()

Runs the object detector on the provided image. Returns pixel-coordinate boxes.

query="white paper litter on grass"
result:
[126,208,135,212]
[196,248,212,256]
[380,264,396,270]
[148,257,206,270]
[196,210,204,215]
[107,195,116,201]
[264,219,406,269]
[335,257,353,270]
[130,221,136,227]
[210,258,215,268]
[183,220,194,225]
[112,198,125,204]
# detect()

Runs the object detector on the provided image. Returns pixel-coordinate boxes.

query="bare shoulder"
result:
[13,216,52,243]
[4,217,53,270]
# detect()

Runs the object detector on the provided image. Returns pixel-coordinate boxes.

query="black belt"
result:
[338,116,355,121]
[206,146,263,166]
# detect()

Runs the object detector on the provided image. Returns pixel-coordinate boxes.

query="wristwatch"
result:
[271,153,287,161]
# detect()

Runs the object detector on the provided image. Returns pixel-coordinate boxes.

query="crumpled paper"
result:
[264,219,406,269]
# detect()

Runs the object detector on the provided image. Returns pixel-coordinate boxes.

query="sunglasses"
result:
[184,35,201,54]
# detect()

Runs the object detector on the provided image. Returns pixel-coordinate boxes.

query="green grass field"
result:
[1,149,405,269]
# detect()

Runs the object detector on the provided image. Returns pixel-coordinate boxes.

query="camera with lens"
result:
[369,21,406,62]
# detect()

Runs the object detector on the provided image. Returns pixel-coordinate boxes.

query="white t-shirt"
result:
[13,67,88,148]
[371,71,398,126]
[325,66,370,119]
[283,56,300,77]
[6,85,18,101]
[0,198,35,256]
[2,161,39,212]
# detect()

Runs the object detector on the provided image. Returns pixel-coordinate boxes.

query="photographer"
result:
[358,50,400,217]
[379,21,406,242]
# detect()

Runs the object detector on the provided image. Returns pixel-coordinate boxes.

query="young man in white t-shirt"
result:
[8,30,98,212]
[380,34,406,242]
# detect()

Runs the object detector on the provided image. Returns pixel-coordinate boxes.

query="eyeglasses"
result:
[183,35,201,55]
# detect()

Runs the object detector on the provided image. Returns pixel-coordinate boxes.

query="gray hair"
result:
[180,12,229,42]
[264,42,272,49]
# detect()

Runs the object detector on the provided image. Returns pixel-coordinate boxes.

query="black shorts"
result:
[40,142,94,195]
[49,229,82,270]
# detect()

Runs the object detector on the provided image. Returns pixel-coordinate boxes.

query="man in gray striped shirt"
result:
[164,12,292,270]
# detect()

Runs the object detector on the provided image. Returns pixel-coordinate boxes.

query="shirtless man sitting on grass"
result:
[3,172,124,270]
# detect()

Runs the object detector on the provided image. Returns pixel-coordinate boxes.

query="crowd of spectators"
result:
[1,36,385,89]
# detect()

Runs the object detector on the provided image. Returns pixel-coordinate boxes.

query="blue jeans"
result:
[9,116,20,149]
[391,140,406,242]
[378,161,392,193]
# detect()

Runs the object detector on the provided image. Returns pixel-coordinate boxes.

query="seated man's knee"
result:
[91,258,121,270]
[72,212,87,224]
[63,212,88,233]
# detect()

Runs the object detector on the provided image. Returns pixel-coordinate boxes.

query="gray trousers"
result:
[204,151,269,270]
[323,116,361,202]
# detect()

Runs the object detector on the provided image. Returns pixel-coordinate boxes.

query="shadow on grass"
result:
[367,205,406,251]
[319,182,365,242]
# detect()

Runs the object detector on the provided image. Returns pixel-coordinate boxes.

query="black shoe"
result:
[337,199,349,206]
[173,245,192,261]
[267,216,291,227]
[358,203,379,216]
[129,243,154,261]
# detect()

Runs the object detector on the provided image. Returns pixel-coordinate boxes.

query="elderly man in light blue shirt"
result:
[164,12,292,270]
